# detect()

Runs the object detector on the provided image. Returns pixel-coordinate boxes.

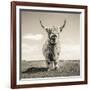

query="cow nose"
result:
[52,35,57,39]
[52,36,56,41]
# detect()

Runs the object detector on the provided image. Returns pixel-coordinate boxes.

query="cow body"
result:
[43,36,60,70]
[40,20,66,70]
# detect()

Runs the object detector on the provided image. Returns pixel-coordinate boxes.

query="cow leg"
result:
[54,60,59,70]
[46,60,51,71]
[51,61,55,70]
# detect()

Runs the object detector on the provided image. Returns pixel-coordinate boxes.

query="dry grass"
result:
[20,60,80,79]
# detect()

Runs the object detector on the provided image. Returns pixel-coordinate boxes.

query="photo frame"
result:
[11,1,88,89]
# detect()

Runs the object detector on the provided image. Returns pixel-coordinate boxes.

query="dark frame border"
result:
[11,1,88,89]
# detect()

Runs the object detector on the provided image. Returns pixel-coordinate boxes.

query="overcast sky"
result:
[21,10,80,61]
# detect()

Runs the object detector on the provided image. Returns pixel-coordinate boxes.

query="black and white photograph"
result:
[11,1,87,88]
[20,10,80,79]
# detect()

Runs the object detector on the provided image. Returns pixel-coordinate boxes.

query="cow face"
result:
[47,26,60,45]
[40,20,66,45]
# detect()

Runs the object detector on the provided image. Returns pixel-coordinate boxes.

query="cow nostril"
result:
[52,38,55,41]
[54,35,57,38]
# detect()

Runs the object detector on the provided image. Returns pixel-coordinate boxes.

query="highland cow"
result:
[40,20,66,71]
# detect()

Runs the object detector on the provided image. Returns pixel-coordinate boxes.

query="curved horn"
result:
[40,20,45,29]
[40,20,50,33]
[60,19,66,32]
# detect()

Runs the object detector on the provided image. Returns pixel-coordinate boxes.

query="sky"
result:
[20,10,80,61]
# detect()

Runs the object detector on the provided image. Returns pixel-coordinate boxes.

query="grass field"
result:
[20,60,80,79]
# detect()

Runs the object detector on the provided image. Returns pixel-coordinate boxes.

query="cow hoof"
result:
[47,68,51,71]
[55,66,59,70]
[55,67,57,70]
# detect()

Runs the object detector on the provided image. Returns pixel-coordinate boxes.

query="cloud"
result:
[23,34,43,40]
[59,44,80,60]
[22,43,39,52]
[61,44,80,52]
[22,43,44,61]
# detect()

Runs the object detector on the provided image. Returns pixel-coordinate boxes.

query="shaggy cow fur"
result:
[40,20,66,71]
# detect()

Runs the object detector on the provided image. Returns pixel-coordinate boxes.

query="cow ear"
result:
[60,28,63,32]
